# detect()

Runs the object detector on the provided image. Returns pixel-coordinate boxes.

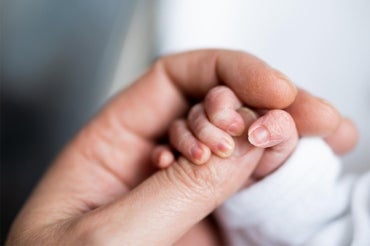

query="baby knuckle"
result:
[205,86,228,105]
[188,104,203,121]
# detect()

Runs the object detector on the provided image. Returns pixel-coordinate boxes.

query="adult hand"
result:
[7,50,357,245]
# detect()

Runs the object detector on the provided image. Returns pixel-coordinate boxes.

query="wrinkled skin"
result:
[7,50,357,245]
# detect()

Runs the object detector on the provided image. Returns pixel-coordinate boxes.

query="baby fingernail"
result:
[217,139,234,157]
[190,145,209,164]
[191,145,203,159]
[249,126,270,146]
[227,122,242,135]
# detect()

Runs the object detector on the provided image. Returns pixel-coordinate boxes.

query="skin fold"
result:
[6,50,357,245]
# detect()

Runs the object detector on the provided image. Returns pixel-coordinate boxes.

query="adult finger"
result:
[86,49,297,188]
[66,107,263,245]
[7,50,296,244]
[285,89,358,154]
[285,89,341,136]
[324,117,359,155]
[111,49,297,139]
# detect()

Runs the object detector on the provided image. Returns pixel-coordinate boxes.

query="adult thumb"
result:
[72,108,263,245]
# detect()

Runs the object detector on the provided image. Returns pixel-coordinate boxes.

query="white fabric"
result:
[156,0,370,173]
[215,138,370,246]
[155,2,370,244]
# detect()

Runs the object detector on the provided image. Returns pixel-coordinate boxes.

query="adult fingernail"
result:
[248,126,270,146]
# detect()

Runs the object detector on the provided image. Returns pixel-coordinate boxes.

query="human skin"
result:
[153,85,299,180]
[6,50,358,245]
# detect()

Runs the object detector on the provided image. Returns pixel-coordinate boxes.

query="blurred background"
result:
[1,0,154,241]
[1,0,369,243]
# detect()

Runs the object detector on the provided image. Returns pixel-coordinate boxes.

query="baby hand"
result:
[152,86,298,181]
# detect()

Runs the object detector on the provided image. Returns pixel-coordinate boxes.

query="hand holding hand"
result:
[7,50,357,245]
